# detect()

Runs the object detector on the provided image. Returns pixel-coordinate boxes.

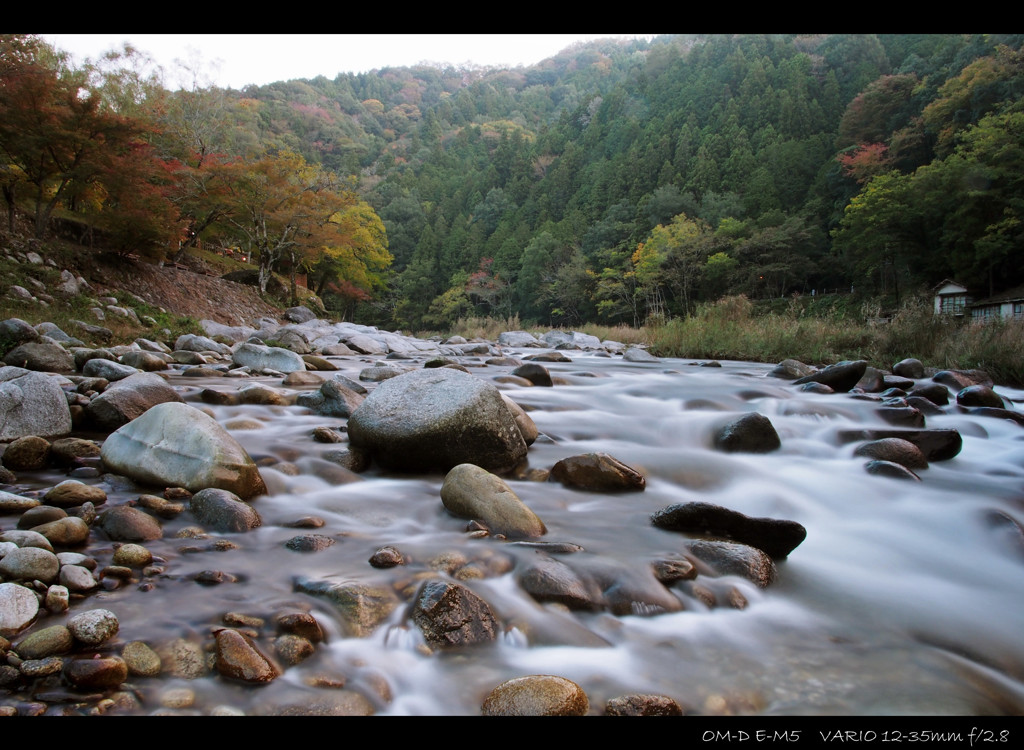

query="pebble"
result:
[67,608,119,646]
[122,641,162,677]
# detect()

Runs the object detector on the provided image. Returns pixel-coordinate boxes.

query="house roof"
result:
[933,278,968,293]
[970,283,1024,307]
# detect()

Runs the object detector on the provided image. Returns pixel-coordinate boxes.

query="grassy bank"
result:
[647,295,1024,388]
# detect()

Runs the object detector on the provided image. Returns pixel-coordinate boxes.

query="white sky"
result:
[40,34,657,90]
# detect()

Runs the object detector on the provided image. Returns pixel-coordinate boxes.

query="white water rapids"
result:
[15,350,1024,717]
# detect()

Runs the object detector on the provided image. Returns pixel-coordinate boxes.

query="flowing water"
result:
[14,350,1024,716]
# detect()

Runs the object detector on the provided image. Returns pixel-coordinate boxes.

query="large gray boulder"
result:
[85,371,184,431]
[347,368,528,474]
[0,366,73,440]
[231,342,306,374]
[2,339,75,373]
[100,402,267,499]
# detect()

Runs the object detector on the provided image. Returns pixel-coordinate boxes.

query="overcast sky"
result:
[40,34,657,90]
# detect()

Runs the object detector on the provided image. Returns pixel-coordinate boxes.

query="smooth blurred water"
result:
[29,352,1024,715]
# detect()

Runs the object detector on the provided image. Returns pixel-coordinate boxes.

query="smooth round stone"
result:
[33,516,91,546]
[63,656,128,690]
[0,490,40,515]
[0,529,54,552]
[1,436,51,471]
[43,480,107,508]
[67,608,119,646]
[213,628,280,684]
[122,641,162,677]
[59,564,98,592]
[0,546,60,583]
[55,551,96,569]
[16,505,66,529]
[98,506,163,542]
[0,582,40,637]
[481,674,590,716]
[273,634,315,666]
[13,624,73,659]
[112,543,153,567]
[44,585,69,613]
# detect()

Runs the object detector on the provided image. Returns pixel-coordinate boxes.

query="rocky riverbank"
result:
[1,306,1021,716]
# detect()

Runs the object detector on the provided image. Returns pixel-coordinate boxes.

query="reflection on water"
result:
[15,352,1024,715]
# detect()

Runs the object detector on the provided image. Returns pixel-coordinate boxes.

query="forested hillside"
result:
[4,34,1023,330]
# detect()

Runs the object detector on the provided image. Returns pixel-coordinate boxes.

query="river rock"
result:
[835,428,962,461]
[122,641,162,677]
[893,358,925,379]
[347,368,528,474]
[651,501,807,559]
[497,331,541,348]
[175,333,232,356]
[2,340,75,374]
[684,540,777,587]
[0,490,40,515]
[13,624,73,659]
[49,437,101,466]
[792,360,867,392]
[43,479,107,508]
[623,347,659,362]
[0,529,54,551]
[0,318,41,351]
[864,459,921,480]
[411,580,498,649]
[0,581,39,636]
[32,516,90,547]
[501,395,538,446]
[0,367,73,440]
[853,438,928,470]
[213,628,280,684]
[63,656,128,690]
[86,371,185,431]
[605,694,684,716]
[59,563,98,591]
[82,357,140,381]
[100,402,266,499]
[295,378,365,418]
[518,555,604,610]
[231,342,306,374]
[511,363,552,387]
[713,412,781,453]
[956,385,1005,409]
[440,463,547,538]
[67,608,119,646]
[933,369,993,390]
[481,675,589,716]
[293,578,399,637]
[237,383,289,406]
[549,452,646,491]
[98,506,163,542]
[190,488,261,533]
[1,435,50,470]
[0,546,60,583]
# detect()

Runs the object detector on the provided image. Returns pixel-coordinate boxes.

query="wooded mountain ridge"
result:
[3,34,1023,330]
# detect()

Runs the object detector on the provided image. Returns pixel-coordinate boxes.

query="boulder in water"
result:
[347,368,528,474]
[100,401,266,499]
[651,501,807,559]
[440,463,546,538]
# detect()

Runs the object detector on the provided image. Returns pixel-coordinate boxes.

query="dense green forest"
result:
[3,33,1023,330]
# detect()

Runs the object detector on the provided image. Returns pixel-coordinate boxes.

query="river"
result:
[13,348,1024,716]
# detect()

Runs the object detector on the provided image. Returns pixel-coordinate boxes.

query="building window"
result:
[940,295,965,315]
[1014,301,1024,319]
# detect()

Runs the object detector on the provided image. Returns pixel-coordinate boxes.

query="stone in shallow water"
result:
[441,463,546,539]
[481,674,589,716]
[213,628,280,684]
[713,412,781,453]
[411,580,498,649]
[549,452,646,491]
[650,501,806,559]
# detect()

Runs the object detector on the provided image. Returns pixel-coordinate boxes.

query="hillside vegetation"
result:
[2,33,1023,342]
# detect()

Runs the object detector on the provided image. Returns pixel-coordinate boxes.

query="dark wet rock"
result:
[13,624,73,660]
[768,359,816,380]
[712,413,781,453]
[585,558,684,616]
[481,674,589,716]
[293,578,399,638]
[799,381,834,394]
[190,488,261,533]
[956,385,1006,409]
[411,580,499,649]
[441,463,546,539]
[98,506,163,542]
[792,360,867,392]
[684,540,777,587]
[213,628,280,684]
[864,459,921,481]
[605,694,684,716]
[510,362,553,386]
[966,407,1024,427]
[877,406,925,427]
[368,546,406,568]
[284,534,336,552]
[855,367,885,392]
[909,383,950,406]
[518,555,603,611]
[881,374,916,391]
[277,613,324,643]
[893,358,926,379]
[100,402,266,500]
[63,656,128,690]
[835,428,962,461]
[651,501,807,559]
[853,437,929,470]
[906,396,946,416]
[651,554,698,584]
[347,368,528,474]
[549,452,646,491]
[13,503,60,526]
[933,368,993,390]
